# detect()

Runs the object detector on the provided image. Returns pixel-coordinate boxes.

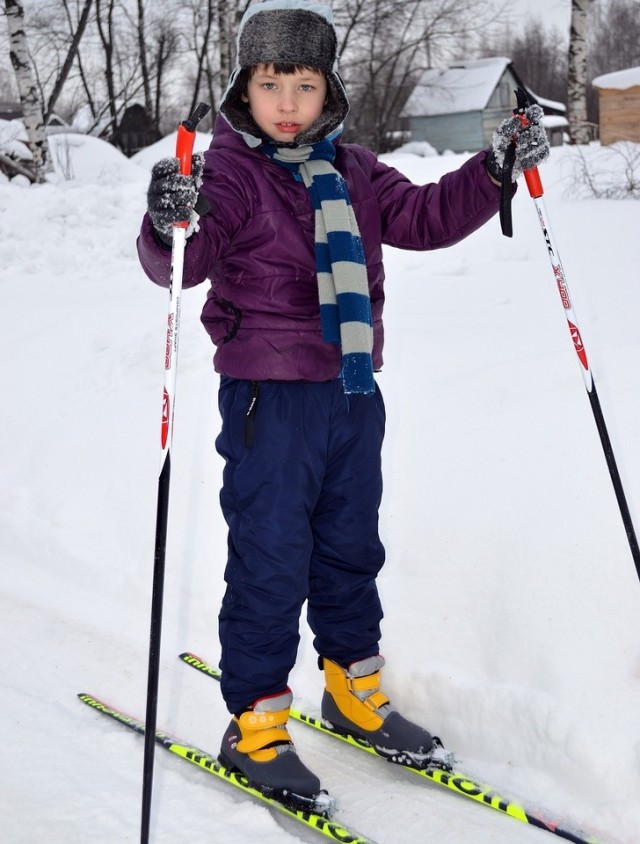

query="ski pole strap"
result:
[496,86,537,238]
[498,142,517,238]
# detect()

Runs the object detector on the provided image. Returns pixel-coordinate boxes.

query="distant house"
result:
[0,101,23,121]
[111,104,161,157]
[401,57,567,154]
[592,67,640,145]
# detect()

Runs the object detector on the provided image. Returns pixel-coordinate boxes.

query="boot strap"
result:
[349,672,385,695]
[363,689,390,711]
[236,707,291,754]
[347,674,390,710]
[237,725,292,754]
[238,708,289,730]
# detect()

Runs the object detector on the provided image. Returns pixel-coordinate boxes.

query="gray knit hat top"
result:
[220,0,349,146]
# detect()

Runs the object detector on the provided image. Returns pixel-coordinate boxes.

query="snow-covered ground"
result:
[1,129,640,844]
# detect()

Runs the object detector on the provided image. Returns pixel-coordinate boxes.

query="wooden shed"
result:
[111,104,161,157]
[401,57,566,154]
[592,67,640,145]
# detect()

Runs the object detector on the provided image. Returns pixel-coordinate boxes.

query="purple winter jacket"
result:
[137,116,501,382]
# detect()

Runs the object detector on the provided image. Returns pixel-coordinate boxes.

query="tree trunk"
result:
[567,0,592,144]
[46,0,94,123]
[217,0,232,92]
[137,0,153,122]
[95,0,118,138]
[4,0,53,181]
[189,0,215,117]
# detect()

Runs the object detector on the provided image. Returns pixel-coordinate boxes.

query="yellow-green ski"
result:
[179,651,605,844]
[78,692,376,844]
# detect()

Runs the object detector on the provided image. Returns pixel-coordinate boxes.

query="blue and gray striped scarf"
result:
[261,139,375,395]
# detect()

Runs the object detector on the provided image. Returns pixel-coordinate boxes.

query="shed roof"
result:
[593,66,640,90]
[403,57,511,117]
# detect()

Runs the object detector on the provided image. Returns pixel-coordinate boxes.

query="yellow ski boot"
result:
[321,655,437,768]
[220,688,326,809]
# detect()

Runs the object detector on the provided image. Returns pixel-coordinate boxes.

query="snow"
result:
[593,67,640,90]
[0,118,32,161]
[2,131,640,844]
[391,140,439,158]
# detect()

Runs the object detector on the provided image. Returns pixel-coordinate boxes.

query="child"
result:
[138,0,549,807]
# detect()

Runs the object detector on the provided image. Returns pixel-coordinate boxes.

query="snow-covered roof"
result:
[530,92,566,113]
[542,115,569,128]
[593,66,640,90]
[402,57,511,117]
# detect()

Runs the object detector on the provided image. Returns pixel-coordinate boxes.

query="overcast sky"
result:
[508,0,573,32]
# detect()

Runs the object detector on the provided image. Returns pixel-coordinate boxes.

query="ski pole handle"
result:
[174,102,211,226]
[511,89,545,199]
[524,167,543,199]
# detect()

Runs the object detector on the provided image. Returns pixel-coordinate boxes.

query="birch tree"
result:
[4,0,53,181]
[567,0,592,144]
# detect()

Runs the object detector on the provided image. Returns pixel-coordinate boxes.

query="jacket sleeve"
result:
[370,149,503,251]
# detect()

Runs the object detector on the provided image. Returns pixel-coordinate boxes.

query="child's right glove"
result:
[147,153,207,243]
[486,104,550,183]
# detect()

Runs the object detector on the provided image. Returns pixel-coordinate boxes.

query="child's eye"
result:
[262,82,277,91]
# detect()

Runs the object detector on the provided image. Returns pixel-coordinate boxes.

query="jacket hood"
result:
[219,0,349,147]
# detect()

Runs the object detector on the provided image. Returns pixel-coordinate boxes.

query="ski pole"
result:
[513,91,640,584]
[141,101,210,844]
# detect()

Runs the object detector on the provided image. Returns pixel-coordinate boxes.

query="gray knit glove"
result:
[488,104,550,183]
[147,152,206,241]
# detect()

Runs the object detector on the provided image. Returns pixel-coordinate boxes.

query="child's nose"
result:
[278,92,297,112]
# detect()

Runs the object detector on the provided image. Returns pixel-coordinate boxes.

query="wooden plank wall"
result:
[598,86,640,145]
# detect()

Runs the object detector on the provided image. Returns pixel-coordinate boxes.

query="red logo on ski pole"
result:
[161,388,170,449]
[567,319,588,370]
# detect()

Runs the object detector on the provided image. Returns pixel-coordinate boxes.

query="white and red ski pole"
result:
[141,101,210,844]
[513,89,640,583]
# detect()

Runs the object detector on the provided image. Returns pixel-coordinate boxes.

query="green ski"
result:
[78,692,376,844]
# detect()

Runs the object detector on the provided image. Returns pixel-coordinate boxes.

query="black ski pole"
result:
[513,89,640,584]
[141,101,210,844]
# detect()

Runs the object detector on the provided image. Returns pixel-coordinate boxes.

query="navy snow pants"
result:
[215,377,386,714]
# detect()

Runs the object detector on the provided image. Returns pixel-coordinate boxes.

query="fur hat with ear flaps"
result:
[220,0,349,146]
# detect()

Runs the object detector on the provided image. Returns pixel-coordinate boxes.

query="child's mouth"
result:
[276,123,302,134]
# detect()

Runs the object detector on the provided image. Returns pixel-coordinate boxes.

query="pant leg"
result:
[307,382,387,664]
[216,378,330,714]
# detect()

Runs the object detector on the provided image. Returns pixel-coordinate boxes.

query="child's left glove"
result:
[487,104,550,183]
[147,152,207,243]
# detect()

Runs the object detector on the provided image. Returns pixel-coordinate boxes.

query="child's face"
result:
[242,64,328,143]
